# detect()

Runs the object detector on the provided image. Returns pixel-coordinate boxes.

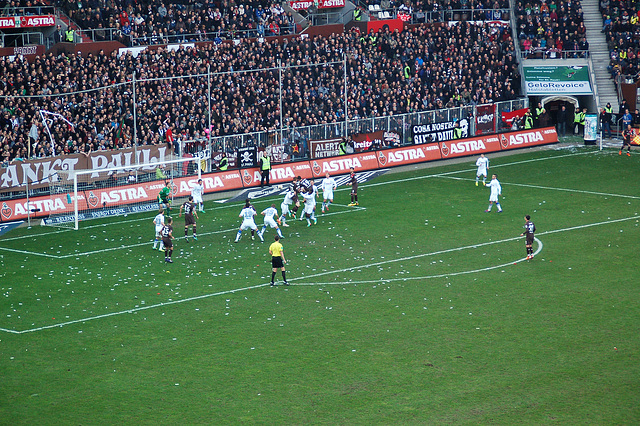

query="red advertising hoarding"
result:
[0,15,55,29]
[239,162,314,187]
[499,127,558,150]
[376,143,441,167]
[289,0,345,11]
[309,152,379,178]
[0,170,245,222]
[440,135,503,159]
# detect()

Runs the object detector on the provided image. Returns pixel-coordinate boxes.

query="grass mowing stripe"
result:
[441,176,640,200]
[7,211,636,335]
[7,283,272,334]
[293,237,544,286]
[0,205,366,258]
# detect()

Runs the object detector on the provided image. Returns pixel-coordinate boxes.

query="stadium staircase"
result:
[56,12,92,43]
[581,0,619,110]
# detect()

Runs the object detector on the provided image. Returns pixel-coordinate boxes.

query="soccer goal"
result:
[46,156,202,229]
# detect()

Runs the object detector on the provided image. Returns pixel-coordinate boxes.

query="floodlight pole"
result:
[207,64,212,170]
[343,53,348,137]
[278,59,283,145]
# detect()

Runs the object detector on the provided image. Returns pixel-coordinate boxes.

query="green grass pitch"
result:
[1,145,639,424]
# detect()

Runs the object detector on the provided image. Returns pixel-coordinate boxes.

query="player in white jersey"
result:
[258,204,284,240]
[475,154,489,186]
[299,180,318,221]
[321,173,337,213]
[152,208,165,250]
[279,188,295,227]
[301,188,318,227]
[484,174,503,213]
[191,178,205,212]
[235,201,262,242]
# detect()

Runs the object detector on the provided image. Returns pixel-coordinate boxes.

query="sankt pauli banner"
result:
[0,145,170,192]
[1,127,558,221]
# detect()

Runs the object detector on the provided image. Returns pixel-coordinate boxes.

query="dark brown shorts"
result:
[525,234,534,246]
[162,237,173,249]
[185,214,195,226]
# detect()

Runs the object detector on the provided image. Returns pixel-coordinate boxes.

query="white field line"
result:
[1,282,271,335]
[3,214,638,335]
[441,176,640,200]
[293,237,543,286]
[0,205,366,259]
[0,148,591,244]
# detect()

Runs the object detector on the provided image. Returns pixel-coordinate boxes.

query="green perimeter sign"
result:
[524,66,592,95]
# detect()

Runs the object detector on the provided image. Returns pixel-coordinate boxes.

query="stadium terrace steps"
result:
[581,0,619,110]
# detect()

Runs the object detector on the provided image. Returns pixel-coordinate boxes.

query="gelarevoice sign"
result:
[523,66,592,95]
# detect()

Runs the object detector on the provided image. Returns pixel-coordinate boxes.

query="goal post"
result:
[45,156,202,230]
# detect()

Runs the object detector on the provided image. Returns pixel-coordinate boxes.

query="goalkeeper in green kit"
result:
[158,181,172,211]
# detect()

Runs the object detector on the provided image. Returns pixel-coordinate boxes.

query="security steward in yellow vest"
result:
[524,111,534,129]
[453,122,463,139]
[218,152,228,171]
[65,28,75,43]
[574,108,586,135]
[259,151,271,187]
[338,138,347,155]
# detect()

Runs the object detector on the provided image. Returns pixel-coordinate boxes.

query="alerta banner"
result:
[309,152,379,177]
[0,15,55,29]
[289,0,345,10]
[523,66,592,95]
[377,143,441,167]
[310,138,341,158]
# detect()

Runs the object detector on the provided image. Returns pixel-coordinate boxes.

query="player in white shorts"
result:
[235,201,262,242]
[191,178,205,212]
[475,154,489,186]
[152,208,165,250]
[258,204,284,240]
[484,174,503,213]
[321,172,337,213]
[279,188,295,227]
[301,189,317,227]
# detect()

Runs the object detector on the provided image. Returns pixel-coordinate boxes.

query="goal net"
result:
[45,156,202,230]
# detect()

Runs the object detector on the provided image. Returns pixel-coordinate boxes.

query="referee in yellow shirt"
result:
[269,235,288,286]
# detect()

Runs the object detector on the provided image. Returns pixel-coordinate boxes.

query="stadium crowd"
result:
[515,0,589,58]
[53,0,296,45]
[1,22,519,164]
[600,0,640,79]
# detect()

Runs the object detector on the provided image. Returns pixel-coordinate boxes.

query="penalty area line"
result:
[6,283,272,335]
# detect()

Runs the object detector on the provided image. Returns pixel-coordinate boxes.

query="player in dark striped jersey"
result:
[179,195,199,242]
[161,216,175,263]
[520,215,536,259]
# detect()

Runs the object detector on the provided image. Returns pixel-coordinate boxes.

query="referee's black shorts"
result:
[271,256,284,268]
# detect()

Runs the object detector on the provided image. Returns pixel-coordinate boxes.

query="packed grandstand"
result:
[0,0,639,168]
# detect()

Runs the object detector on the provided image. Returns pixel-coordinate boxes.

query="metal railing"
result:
[521,48,590,60]
[0,5,55,16]
[201,98,528,155]
[0,31,44,48]
[409,8,510,23]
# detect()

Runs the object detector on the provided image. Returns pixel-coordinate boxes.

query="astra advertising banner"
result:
[309,152,379,178]
[239,162,313,187]
[523,66,592,95]
[0,171,245,222]
[0,15,55,29]
[376,143,441,167]
[412,118,469,144]
[288,0,345,10]
[475,104,496,135]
